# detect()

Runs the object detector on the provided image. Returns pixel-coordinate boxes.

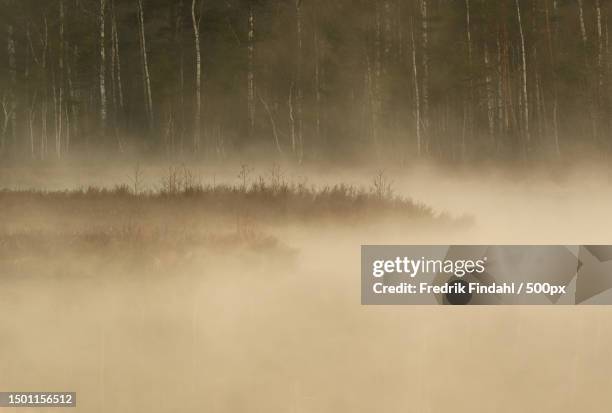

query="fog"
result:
[1,161,612,412]
[4,0,612,409]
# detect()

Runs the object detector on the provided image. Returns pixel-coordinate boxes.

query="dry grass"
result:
[0,168,469,274]
[0,167,443,223]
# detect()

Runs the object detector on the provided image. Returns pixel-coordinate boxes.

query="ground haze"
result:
[1,162,611,412]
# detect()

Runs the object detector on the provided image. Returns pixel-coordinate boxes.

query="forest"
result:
[0,0,611,163]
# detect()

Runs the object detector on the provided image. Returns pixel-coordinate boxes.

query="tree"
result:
[516,0,530,153]
[192,0,202,152]
[0,0,610,162]
[137,0,153,133]
[99,0,107,133]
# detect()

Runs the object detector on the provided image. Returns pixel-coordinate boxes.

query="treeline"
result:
[0,0,611,163]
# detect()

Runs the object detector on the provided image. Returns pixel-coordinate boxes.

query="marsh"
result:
[0,161,611,412]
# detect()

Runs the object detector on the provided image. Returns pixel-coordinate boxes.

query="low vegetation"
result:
[0,166,440,223]
[0,167,469,273]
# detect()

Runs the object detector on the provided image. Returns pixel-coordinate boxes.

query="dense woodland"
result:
[0,0,611,163]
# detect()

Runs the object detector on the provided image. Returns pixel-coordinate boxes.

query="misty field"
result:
[0,166,453,274]
[2,162,612,412]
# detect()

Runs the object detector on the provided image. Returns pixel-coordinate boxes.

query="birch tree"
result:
[516,0,530,152]
[247,3,255,138]
[99,0,107,132]
[57,0,65,158]
[595,0,604,117]
[27,15,49,159]
[138,0,154,132]
[411,19,421,157]
[420,0,429,153]
[294,0,304,162]
[577,0,588,44]
[313,11,322,145]
[464,0,472,158]
[192,0,202,151]
[5,21,17,156]
[577,0,598,140]
[544,0,561,156]
[110,0,124,151]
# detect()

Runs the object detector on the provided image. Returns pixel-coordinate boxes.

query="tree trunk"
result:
[496,29,503,145]
[420,0,429,153]
[314,11,322,148]
[544,0,561,156]
[248,4,255,138]
[112,8,124,113]
[596,0,603,85]
[577,0,588,44]
[289,82,296,155]
[370,1,382,158]
[484,44,495,142]
[295,0,303,162]
[383,0,391,61]
[365,53,379,157]
[516,0,530,153]
[28,97,36,159]
[67,45,79,153]
[192,0,202,152]
[57,0,64,158]
[51,1,64,157]
[7,23,17,155]
[138,0,154,132]
[411,20,421,157]
[257,90,282,155]
[110,0,123,152]
[577,0,598,142]
[99,0,107,133]
[175,0,185,155]
[464,0,472,159]
[595,0,605,136]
